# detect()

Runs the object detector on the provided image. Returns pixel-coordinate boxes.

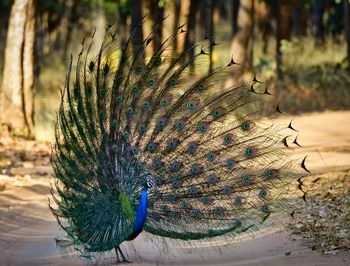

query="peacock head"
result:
[145,180,155,190]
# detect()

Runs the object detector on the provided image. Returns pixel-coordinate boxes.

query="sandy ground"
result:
[0,111,349,266]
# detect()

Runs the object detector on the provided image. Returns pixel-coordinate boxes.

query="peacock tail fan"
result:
[49,21,309,258]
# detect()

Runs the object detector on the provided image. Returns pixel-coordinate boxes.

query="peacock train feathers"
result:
[50,22,309,261]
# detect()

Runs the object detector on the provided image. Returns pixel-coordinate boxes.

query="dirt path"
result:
[0,111,349,266]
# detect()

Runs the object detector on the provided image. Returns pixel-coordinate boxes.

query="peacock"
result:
[49,23,309,263]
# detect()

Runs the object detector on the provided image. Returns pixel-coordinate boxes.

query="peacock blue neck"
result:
[128,188,148,240]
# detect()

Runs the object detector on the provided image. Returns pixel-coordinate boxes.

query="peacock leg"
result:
[114,246,121,263]
[117,246,130,263]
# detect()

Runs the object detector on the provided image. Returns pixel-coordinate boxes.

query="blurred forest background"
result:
[0,0,350,140]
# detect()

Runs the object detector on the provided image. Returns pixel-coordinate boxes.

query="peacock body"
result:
[50,24,307,262]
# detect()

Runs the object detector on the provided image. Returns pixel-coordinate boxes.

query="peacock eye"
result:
[154,57,162,66]
[241,122,250,131]
[146,181,154,188]
[198,84,204,91]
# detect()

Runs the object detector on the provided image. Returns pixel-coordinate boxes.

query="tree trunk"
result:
[279,1,294,41]
[274,0,295,79]
[148,0,164,54]
[199,0,208,39]
[345,0,350,70]
[247,0,255,70]
[208,0,217,73]
[293,7,308,37]
[274,1,282,79]
[256,0,271,54]
[117,0,130,48]
[183,0,199,72]
[91,0,107,55]
[230,0,240,37]
[130,0,144,63]
[312,0,325,43]
[23,0,36,133]
[171,0,181,61]
[229,0,254,75]
[1,0,36,136]
[177,0,190,56]
[62,0,78,59]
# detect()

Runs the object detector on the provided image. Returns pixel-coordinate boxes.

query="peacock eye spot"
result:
[224,134,233,145]
[189,186,198,195]
[201,196,212,205]
[137,163,144,170]
[103,64,110,76]
[176,120,185,130]
[234,196,242,205]
[88,61,95,72]
[266,169,274,178]
[143,102,150,109]
[139,126,146,134]
[198,122,208,133]
[132,86,140,94]
[147,143,157,152]
[130,147,138,155]
[226,159,235,169]
[161,205,170,212]
[167,139,178,150]
[127,107,133,114]
[242,175,250,184]
[123,132,129,140]
[242,122,250,131]
[152,159,163,170]
[191,165,202,174]
[171,162,180,170]
[213,207,224,215]
[213,111,220,118]
[222,186,231,195]
[207,152,216,161]
[260,204,269,213]
[112,145,118,153]
[187,143,198,153]
[259,190,267,198]
[207,175,218,185]
[245,147,254,158]
[171,179,180,188]
[116,97,123,105]
[161,99,168,106]
[148,79,156,87]
[136,66,143,73]
[157,118,166,127]
[154,57,162,66]
[234,220,242,227]
[198,84,204,91]
[169,79,176,86]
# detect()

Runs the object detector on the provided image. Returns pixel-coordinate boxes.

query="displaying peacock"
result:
[49,23,309,263]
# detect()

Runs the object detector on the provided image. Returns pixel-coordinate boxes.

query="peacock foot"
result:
[115,246,130,264]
